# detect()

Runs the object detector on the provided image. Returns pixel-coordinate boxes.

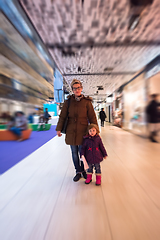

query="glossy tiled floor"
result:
[0,124,160,240]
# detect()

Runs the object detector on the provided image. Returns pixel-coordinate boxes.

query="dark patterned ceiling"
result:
[20,0,160,99]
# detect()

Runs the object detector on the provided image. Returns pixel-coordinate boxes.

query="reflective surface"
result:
[0,124,160,239]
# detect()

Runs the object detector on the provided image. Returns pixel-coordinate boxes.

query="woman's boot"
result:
[85,173,92,184]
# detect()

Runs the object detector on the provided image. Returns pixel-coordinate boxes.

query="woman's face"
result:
[72,83,82,97]
[89,127,97,137]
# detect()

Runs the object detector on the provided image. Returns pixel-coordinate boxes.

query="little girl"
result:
[80,124,108,185]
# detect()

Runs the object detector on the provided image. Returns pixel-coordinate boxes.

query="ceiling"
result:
[19,0,160,101]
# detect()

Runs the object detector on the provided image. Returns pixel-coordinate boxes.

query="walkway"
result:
[0,124,160,240]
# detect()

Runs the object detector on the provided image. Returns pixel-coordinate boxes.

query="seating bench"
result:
[0,124,7,129]
[28,123,51,131]
[0,129,32,141]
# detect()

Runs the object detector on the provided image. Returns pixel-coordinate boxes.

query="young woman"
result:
[56,79,98,182]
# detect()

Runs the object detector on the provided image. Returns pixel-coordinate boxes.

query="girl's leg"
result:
[85,164,93,184]
[94,163,101,174]
[94,163,101,186]
[87,164,94,174]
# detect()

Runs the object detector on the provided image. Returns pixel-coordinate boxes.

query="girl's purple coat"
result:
[81,134,108,164]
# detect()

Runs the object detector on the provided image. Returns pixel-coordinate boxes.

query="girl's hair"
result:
[71,79,83,89]
[87,123,100,134]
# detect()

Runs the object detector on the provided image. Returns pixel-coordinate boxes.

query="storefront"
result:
[147,72,160,98]
[123,73,147,136]
[112,90,123,128]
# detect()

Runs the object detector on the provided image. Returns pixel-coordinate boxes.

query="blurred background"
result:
[0,0,160,138]
[0,1,160,240]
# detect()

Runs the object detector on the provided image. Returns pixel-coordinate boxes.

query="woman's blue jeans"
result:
[70,145,84,173]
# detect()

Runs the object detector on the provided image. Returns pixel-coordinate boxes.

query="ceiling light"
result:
[104,67,113,71]
[97,86,104,90]
[128,0,154,31]
[128,14,140,30]
[94,91,98,95]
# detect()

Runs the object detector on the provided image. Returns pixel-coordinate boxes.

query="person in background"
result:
[8,111,28,141]
[99,108,106,127]
[7,115,15,130]
[81,124,108,185]
[28,113,34,124]
[56,79,99,182]
[44,108,51,124]
[146,94,160,143]
[37,113,45,131]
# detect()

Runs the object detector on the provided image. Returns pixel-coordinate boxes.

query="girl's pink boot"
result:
[85,174,92,184]
[96,174,101,186]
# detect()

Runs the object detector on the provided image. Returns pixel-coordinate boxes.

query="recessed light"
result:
[104,67,113,71]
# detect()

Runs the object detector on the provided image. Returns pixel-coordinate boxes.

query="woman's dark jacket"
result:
[146,100,160,123]
[99,110,106,121]
[80,134,108,164]
[56,95,98,145]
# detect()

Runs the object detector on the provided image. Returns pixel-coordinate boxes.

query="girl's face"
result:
[89,127,97,137]
[72,83,82,97]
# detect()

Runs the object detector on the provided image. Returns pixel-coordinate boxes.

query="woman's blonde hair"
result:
[87,123,100,134]
[71,79,83,89]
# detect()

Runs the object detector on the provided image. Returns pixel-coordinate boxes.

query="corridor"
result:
[0,124,160,240]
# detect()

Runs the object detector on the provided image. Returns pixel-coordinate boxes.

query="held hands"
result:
[81,155,89,170]
[57,131,62,137]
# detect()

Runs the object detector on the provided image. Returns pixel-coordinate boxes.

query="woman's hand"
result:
[104,156,107,160]
[57,131,62,137]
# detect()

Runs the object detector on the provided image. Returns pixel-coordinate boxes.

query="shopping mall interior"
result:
[0,0,160,239]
